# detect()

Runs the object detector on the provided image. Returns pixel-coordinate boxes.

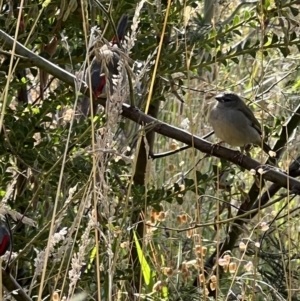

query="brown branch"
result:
[2,268,32,301]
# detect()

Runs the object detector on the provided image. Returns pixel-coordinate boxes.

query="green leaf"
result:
[184,178,194,187]
[32,107,40,114]
[231,57,239,64]
[290,6,299,16]
[176,196,184,205]
[244,10,250,19]
[271,34,279,44]
[279,47,290,57]
[30,68,38,77]
[133,231,154,289]
[221,59,227,66]
[233,30,242,36]
[290,31,297,41]
[263,0,270,8]
[263,51,269,57]
[233,15,240,25]
[196,171,207,182]
[209,28,217,38]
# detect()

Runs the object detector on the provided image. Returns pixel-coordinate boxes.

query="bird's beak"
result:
[215,94,224,102]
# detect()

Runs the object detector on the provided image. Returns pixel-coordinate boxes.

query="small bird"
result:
[86,49,122,99]
[86,14,128,99]
[0,223,10,256]
[81,15,128,116]
[209,92,271,155]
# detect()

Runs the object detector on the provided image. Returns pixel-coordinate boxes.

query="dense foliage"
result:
[1,0,300,300]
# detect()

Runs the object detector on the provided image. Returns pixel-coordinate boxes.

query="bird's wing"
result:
[237,104,262,135]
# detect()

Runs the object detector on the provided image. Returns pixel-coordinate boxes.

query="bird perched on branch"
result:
[209,92,272,155]
[85,15,128,100]
[81,15,129,117]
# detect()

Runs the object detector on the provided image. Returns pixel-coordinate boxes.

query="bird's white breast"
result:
[209,105,261,146]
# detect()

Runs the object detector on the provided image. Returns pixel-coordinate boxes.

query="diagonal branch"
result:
[2,268,32,301]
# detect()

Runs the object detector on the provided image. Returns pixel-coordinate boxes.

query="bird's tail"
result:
[112,15,128,44]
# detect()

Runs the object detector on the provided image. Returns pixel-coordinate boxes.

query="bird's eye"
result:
[223,97,232,102]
